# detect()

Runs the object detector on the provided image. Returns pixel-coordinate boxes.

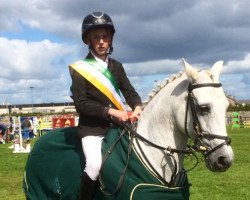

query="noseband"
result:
[185,83,231,158]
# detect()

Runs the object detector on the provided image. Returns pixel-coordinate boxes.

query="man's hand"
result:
[129,106,142,122]
[108,108,128,121]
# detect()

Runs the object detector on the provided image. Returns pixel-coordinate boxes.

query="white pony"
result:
[134,59,234,185]
[23,59,234,200]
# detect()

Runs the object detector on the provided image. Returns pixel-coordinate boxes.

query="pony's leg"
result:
[80,171,97,200]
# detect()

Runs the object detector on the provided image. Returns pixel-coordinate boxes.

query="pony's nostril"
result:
[218,156,228,166]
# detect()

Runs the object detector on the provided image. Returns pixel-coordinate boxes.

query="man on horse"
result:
[68,11,142,200]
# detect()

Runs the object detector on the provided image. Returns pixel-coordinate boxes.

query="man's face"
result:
[87,28,112,58]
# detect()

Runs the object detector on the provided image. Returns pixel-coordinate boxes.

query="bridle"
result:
[99,82,232,194]
[184,83,231,158]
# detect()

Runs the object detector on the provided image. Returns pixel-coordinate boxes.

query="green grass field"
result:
[188,128,250,200]
[0,128,249,200]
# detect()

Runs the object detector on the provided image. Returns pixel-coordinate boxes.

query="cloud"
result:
[114,1,250,64]
[224,53,250,74]
[0,37,78,104]
[1,0,250,103]
[124,59,182,76]
[3,1,250,64]
[0,37,77,79]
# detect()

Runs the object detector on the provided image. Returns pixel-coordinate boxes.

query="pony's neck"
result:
[134,74,188,183]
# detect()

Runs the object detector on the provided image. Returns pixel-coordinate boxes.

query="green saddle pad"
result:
[23,127,189,200]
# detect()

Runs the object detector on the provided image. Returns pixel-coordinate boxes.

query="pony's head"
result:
[182,59,234,172]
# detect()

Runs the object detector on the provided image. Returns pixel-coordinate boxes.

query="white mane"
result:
[144,71,184,106]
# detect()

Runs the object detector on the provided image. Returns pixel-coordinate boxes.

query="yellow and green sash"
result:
[69,59,126,111]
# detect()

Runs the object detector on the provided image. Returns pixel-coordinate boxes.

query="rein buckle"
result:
[199,146,207,152]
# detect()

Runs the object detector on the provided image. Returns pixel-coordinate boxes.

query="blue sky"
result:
[2,25,58,41]
[1,0,250,105]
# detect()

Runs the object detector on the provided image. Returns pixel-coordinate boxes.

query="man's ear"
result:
[85,37,90,45]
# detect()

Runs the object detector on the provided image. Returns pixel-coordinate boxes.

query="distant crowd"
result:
[0,117,35,145]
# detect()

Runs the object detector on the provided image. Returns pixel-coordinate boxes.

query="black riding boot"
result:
[79,172,97,200]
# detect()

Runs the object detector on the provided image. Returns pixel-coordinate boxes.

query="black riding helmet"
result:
[82,12,115,44]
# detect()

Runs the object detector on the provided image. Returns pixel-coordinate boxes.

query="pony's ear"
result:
[210,61,223,83]
[182,58,199,83]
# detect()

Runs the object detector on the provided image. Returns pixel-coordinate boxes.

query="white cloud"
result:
[0,37,78,104]
[124,59,182,76]
[1,0,250,103]
[0,37,77,78]
[224,53,250,74]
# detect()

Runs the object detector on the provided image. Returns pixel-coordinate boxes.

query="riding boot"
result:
[79,172,97,200]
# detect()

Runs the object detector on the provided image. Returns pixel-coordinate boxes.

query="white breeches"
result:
[81,135,104,181]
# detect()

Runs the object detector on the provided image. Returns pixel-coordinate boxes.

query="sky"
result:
[0,0,250,105]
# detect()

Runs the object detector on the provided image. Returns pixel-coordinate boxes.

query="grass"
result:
[0,128,249,200]
[188,127,250,200]
[0,144,29,200]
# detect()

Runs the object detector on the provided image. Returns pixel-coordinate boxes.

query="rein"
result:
[184,83,231,158]
[99,128,134,196]
[99,121,195,195]
[122,123,197,187]
[99,82,232,195]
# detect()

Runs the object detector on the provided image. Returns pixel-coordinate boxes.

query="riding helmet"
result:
[82,12,116,43]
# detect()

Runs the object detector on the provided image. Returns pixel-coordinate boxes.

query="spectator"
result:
[21,118,33,140]
[0,124,7,144]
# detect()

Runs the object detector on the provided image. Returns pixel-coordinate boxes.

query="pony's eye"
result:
[198,105,210,113]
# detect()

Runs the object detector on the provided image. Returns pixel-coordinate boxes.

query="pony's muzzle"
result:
[207,154,234,172]
[217,155,232,169]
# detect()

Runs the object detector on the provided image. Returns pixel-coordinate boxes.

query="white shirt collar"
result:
[90,51,109,69]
